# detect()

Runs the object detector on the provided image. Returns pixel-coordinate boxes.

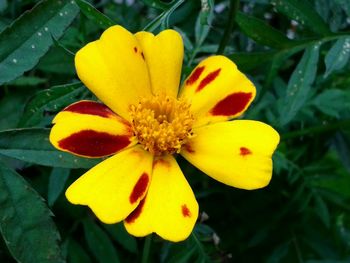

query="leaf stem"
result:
[217,0,239,54]
[282,120,350,140]
[141,234,152,263]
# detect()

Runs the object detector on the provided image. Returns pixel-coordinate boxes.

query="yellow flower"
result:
[49,26,280,242]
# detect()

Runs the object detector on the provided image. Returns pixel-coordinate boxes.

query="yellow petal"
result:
[124,155,198,242]
[66,145,153,224]
[180,56,256,127]
[181,120,280,190]
[50,100,136,158]
[75,25,152,120]
[135,30,183,98]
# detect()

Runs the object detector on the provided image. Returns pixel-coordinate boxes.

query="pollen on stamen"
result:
[129,95,195,155]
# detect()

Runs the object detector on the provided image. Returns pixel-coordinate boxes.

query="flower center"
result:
[129,95,194,155]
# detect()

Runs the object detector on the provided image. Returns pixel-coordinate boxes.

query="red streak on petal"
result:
[186,66,205,86]
[210,92,252,116]
[58,130,130,157]
[134,47,138,53]
[130,173,149,204]
[182,204,191,217]
[141,52,145,60]
[196,68,221,92]
[240,147,252,156]
[125,198,146,224]
[64,101,114,118]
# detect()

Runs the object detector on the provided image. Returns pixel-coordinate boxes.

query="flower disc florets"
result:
[129,95,194,155]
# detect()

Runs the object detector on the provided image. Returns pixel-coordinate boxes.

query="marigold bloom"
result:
[49,25,280,242]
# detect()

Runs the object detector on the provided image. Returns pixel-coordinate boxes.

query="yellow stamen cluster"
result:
[129,95,194,155]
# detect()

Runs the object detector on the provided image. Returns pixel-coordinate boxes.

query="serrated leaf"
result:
[271,0,330,36]
[0,128,99,168]
[0,0,79,85]
[48,167,70,206]
[103,223,138,254]
[236,12,296,49]
[0,162,65,263]
[19,82,85,127]
[279,44,320,125]
[324,37,350,77]
[75,0,114,30]
[83,219,120,263]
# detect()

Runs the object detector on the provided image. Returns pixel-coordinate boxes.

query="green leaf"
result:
[36,45,75,75]
[48,167,70,206]
[0,128,99,168]
[324,37,350,77]
[19,82,85,127]
[75,0,115,30]
[83,219,120,263]
[236,12,296,49]
[0,0,79,85]
[311,89,349,118]
[103,223,138,254]
[7,76,47,86]
[0,162,64,263]
[67,238,93,263]
[271,0,331,36]
[195,0,213,47]
[0,92,29,130]
[229,51,277,71]
[279,44,320,125]
[143,0,185,32]
[142,0,169,10]
[314,194,331,228]
[334,0,350,16]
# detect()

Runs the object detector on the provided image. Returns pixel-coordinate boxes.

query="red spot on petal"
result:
[210,92,252,116]
[58,130,130,157]
[130,173,149,204]
[64,101,114,118]
[182,204,191,217]
[186,66,205,86]
[240,147,252,156]
[183,143,195,154]
[125,198,146,224]
[141,52,145,60]
[152,159,171,169]
[196,68,221,92]
[134,46,138,53]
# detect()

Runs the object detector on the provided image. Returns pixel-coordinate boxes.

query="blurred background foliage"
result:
[0,0,350,262]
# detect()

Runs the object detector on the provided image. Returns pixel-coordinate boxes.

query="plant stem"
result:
[141,234,152,263]
[217,0,239,54]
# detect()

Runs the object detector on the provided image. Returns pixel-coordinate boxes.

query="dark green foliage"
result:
[0,0,350,262]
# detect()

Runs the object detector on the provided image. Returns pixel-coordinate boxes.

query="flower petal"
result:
[124,155,198,242]
[50,100,136,158]
[135,30,183,97]
[180,56,256,127]
[75,25,152,120]
[181,120,280,190]
[65,145,153,224]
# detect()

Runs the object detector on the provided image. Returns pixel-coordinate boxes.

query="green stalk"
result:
[217,0,240,54]
[141,234,152,263]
